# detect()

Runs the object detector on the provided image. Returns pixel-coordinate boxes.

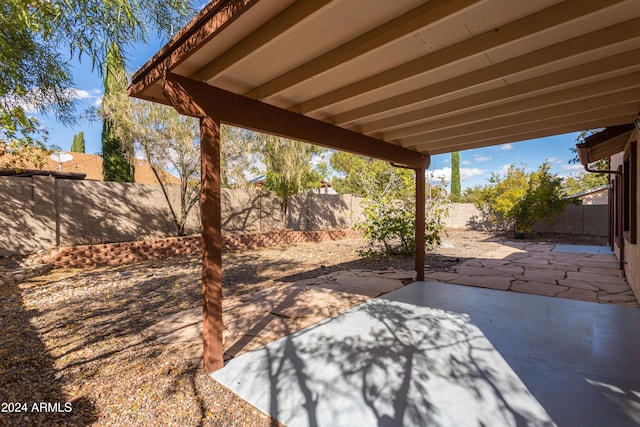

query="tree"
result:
[330,152,447,255]
[258,134,326,214]
[331,151,403,196]
[564,172,609,196]
[220,125,260,188]
[102,43,134,182]
[475,162,570,234]
[102,78,200,236]
[70,131,85,153]
[1,0,196,168]
[564,130,608,195]
[450,151,461,201]
[460,184,484,204]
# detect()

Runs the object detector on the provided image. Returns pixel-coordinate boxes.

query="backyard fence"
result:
[446,203,608,236]
[0,175,362,256]
[0,175,608,256]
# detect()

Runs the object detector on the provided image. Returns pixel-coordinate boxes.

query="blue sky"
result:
[32,37,585,191]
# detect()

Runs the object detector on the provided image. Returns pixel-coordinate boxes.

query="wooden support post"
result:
[162,75,225,373]
[415,167,426,281]
[200,116,224,372]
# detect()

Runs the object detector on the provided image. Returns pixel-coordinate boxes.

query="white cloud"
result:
[473,154,491,162]
[500,143,513,151]
[428,167,451,184]
[462,160,471,165]
[559,164,584,177]
[461,168,486,179]
[70,88,102,101]
[562,164,584,173]
[69,89,92,99]
[3,87,103,113]
[499,164,513,175]
[546,157,558,163]
[427,167,486,184]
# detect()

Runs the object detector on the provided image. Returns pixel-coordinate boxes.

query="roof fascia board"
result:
[576,123,635,164]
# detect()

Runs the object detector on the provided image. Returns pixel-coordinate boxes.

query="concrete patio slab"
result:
[212,281,640,427]
[553,244,615,254]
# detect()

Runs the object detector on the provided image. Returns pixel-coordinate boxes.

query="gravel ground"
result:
[0,231,608,426]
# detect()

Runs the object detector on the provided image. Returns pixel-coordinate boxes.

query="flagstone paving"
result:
[145,269,415,361]
[146,241,638,364]
[425,241,639,307]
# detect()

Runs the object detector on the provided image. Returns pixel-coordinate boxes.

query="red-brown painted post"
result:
[200,116,224,372]
[415,167,426,281]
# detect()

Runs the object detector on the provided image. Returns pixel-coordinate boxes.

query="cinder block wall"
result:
[0,175,610,257]
[445,203,608,236]
[531,204,608,236]
[444,203,481,229]
[0,176,363,256]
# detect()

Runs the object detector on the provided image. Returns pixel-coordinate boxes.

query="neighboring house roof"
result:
[132,158,181,185]
[1,151,180,184]
[569,185,609,200]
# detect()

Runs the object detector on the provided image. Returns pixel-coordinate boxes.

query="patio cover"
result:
[129,0,640,372]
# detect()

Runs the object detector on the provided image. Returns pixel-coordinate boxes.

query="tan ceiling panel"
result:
[396,91,640,146]
[420,115,637,155]
[409,105,639,151]
[380,74,640,140]
[357,51,640,133]
[130,0,640,159]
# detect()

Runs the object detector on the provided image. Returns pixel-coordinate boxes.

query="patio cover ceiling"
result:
[130,0,640,158]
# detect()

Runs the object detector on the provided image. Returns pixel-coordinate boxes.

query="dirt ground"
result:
[0,230,609,426]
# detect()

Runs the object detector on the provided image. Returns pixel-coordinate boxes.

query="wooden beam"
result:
[403,104,639,151]
[295,0,629,115]
[163,75,224,373]
[165,73,429,168]
[245,0,481,100]
[381,74,640,140]
[397,90,640,147]
[192,0,334,83]
[415,167,425,281]
[330,17,640,125]
[358,51,640,134]
[417,115,636,155]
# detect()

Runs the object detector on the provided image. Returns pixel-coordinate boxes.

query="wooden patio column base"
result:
[415,167,426,281]
[200,116,224,372]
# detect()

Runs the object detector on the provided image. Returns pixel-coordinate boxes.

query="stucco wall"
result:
[0,175,614,257]
[579,190,608,205]
[446,202,608,236]
[0,176,362,256]
[610,135,640,299]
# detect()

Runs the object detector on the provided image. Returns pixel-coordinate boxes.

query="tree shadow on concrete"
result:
[0,282,97,426]
[217,298,554,427]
